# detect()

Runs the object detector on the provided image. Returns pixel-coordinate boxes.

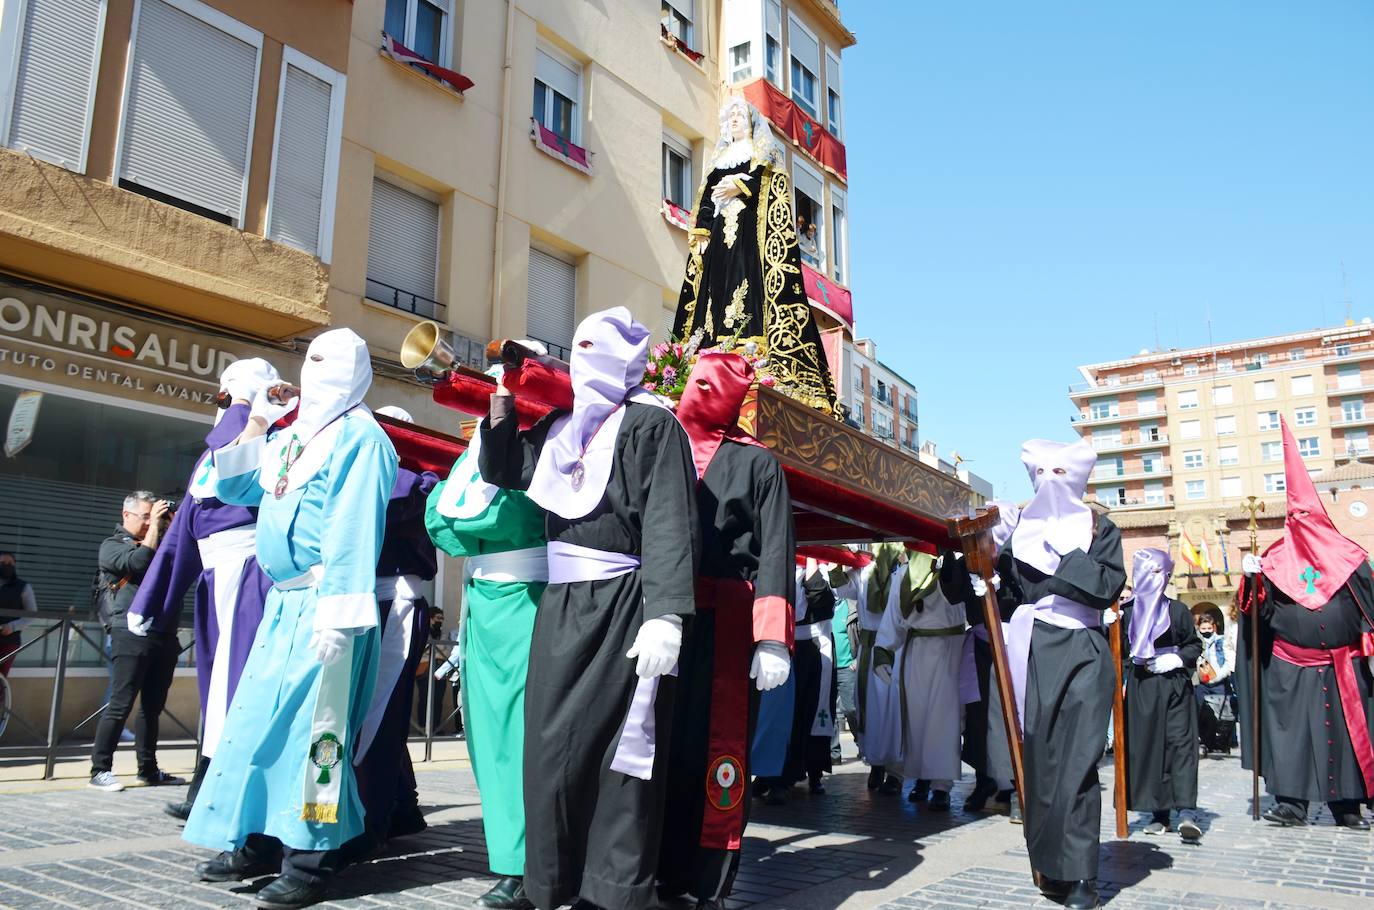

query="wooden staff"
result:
[1107,603,1128,839]
[1243,495,1265,821]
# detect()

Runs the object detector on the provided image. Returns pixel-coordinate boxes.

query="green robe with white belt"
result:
[425,448,546,876]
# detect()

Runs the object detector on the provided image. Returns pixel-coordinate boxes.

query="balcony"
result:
[741,79,847,181]
[1327,380,1374,396]
[1091,433,1169,454]
[1333,413,1374,429]
[1098,495,1174,511]
[1068,373,1167,399]
[0,149,328,340]
[1071,406,1166,428]
[1090,463,1172,484]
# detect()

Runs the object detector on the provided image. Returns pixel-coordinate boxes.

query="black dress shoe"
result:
[1063,879,1099,909]
[477,875,534,909]
[764,785,789,805]
[1037,877,1070,897]
[387,803,428,839]
[927,790,951,811]
[867,766,885,790]
[1335,813,1370,830]
[964,777,998,813]
[196,848,277,882]
[910,778,930,802]
[1262,803,1308,826]
[879,774,903,796]
[164,799,192,821]
[809,779,826,795]
[253,874,325,909]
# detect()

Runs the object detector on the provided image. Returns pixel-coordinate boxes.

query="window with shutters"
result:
[728,42,751,83]
[527,248,576,359]
[383,0,452,65]
[787,14,820,118]
[116,0,263,226]
[662,130,692,210]
[1221,476,1242,499]
[792,159,824,270]
[830,186,848,285]
[2,0,107,172]
[266,47,345,261]
[660,0,694,51]
[825,50,843,138]
[764,1,781,86]
[366,174,442,320]
[533,44,581,145]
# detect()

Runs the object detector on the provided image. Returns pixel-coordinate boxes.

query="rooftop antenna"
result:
[1342,260,1353,325]
[1153,312,1161,352]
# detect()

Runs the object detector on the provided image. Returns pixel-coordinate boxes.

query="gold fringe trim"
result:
[301,802,339,824]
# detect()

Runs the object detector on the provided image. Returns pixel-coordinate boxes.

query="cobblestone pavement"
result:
[0,745,1370,909]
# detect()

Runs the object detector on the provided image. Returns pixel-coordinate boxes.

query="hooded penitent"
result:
[1127,548,1174,662]
[1261,418,1368,610]
[1010,438,1097,574]
[374,405,413,423]
[675,351,764,479]
[527,307,665,519]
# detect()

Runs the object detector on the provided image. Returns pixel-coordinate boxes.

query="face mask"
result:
[0,565,14,580]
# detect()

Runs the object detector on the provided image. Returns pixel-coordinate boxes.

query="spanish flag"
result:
[1180,531,1211,573]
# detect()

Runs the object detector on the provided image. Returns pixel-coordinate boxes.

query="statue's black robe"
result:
[1123,598,1203,813]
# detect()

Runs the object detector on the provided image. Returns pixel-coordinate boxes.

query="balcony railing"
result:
[1333,413,1374,428]
[1091,433,1169,453]
[1090,463,1172,483]
[1327,380,1374,396]
[1071,406,1166,427]
[1069,373,1166,397]
[366,278,446,321]
[1096,495,1174,510]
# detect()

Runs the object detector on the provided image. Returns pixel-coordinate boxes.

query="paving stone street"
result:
[0,741,1370,910]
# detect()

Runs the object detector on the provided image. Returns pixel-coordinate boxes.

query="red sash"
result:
[1272,636,1374,794]
[697,577,754,851]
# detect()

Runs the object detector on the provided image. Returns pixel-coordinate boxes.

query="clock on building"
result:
[1349,500,1368,520]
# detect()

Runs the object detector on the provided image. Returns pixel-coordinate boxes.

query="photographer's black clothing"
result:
[91,524,178,777]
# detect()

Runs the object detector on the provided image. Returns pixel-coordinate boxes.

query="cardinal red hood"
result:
[1261,418,1368,609]
[676,352,763,479]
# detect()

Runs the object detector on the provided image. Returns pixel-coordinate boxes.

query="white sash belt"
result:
[276,565,324,591]
[465,547,550,584]
[197,525,257,571]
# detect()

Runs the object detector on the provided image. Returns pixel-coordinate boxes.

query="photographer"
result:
[89,491,185,792]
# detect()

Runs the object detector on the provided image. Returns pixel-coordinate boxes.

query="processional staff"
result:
[1241,494,1265,822]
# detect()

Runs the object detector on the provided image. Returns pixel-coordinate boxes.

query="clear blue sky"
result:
[842,1,1374,499]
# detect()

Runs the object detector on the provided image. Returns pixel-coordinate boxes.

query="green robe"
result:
[425,450,546,876]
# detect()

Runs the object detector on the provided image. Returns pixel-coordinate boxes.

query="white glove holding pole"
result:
[126,611,154,637]
[1102,607,1121,626]
[250,384,298,427]
[969,573,988,598]
[1147,653,1184,674]
[750,642,791,691]
[1242,554,1263,577]
[310,629,349,665]
[626,615,682,679]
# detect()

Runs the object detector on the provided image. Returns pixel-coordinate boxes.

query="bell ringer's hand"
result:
[1242,554,1263,577]
[750,642,791,691]
[1102,606,1121,626]
[969,573,988,598]
[127,611,154,637]
[625,616,682,679]
[249,384,298,432]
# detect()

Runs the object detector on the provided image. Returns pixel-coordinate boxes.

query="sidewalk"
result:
[0,739,1368,909]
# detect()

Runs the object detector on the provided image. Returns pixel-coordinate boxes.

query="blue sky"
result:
[841,1,1374,499]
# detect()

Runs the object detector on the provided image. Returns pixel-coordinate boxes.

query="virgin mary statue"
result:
[673,97,837,415]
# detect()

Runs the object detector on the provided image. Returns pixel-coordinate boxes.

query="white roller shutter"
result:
[535,47,579,102]
[664,0,693,17]
[792,160,823,206]
[527,249,576,355]
[765,0,781,39]
[367,176,440,309]
[118,0,260,223]
[267,53,342,259]
[6,0,105,170]
[788,14,819,73]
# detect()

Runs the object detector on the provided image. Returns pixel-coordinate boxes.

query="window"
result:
[1183,450,1203,470]
[1180,420,1201,440]
[830,187,848,284]
[1177,389,1198,410]
[1092,427,1121,449]
[1211,385,1233,405]
[1137,389,1158,414]
[533,44,580,144]
[661,131,691,209]
[1336,343,1352,357]
[792,159,824,269]
[1252,352,1269,368]
[1217,357,1233,373]
[266,48,346,261]
[1343,398,1365,423]
[764,0,781,86]
[366,174,441,318]
[1144,481,1166,505]
[1260,441,1282,462]
[1291,374,1313,395]
[1141,422,1162,442]
[1089,398,1119,420]
[1346,429,1370,455]
[1217,445,1239,466]
[1185,480,1206,501]
[384,0,451,64]
[1141,451,1163,474]
[1183,363,1199,377]
[1294,406,1317,427]
[1290,348,1306,361]
[1221,476,1243,499]
[824,50,842,137]
[1298,437,1320,458]
[1264,472,1286,494]
[1254,379,1276,400]
[852,371,864,393]
[3,0,105,171]
[117,0,262,225]
[1098,487,1126,507]
[1257,410,1280,431]
[1338,364,1361,391]
[787,13,820,118]
[661,0,693,49]
[728,41,751,82]
[527,248,576,358]
[1215,415,1236,436]
[1106,374,1122,387]
[1094,456,1123,479]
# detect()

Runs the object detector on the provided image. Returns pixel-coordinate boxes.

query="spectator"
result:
[0,551,38,676]
[415,607,452,733]
[830,586,859,764]
[798,217,821,268]
[88,491,184,792]
[1193,609,1235,755]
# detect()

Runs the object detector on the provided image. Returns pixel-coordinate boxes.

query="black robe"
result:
[780,571,838,784]
[1123,598,1202,812]
[997,514,1125,883]
[1249,564,1374,805]
[480,402,700,910]
[673,159,836,415]
[658,441,795,903]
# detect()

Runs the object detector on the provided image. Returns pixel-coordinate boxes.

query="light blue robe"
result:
[183,412,397,853]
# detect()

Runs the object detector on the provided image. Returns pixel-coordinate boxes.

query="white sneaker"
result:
[1178,810,1202,843]
[89,771,125,792]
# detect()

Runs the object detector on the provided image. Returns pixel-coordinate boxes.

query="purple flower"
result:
[662,365,677,381]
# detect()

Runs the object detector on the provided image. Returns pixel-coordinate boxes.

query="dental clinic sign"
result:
[0,283,264,407]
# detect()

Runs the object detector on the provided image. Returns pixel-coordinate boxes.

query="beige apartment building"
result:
[1070,320,1374,609]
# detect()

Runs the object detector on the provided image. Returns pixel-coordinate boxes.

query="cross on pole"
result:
[1242,495,1265,555]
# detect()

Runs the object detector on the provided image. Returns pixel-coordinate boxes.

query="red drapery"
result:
[802,263,852,330]
[742,78,847,182]
[380,33,474,93]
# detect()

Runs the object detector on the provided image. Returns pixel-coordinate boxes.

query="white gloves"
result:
[969,574,988,598]
[710,173,752,207]
[1102,607,1121,626]
[1147,653,1184,674]
[310,629,349,665]
[126,611,154,637]
[1242,554,1263,577]
[750,642,791,691]
[873,663,893,685]
[626,615,682,679]
[250,384,297,426]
